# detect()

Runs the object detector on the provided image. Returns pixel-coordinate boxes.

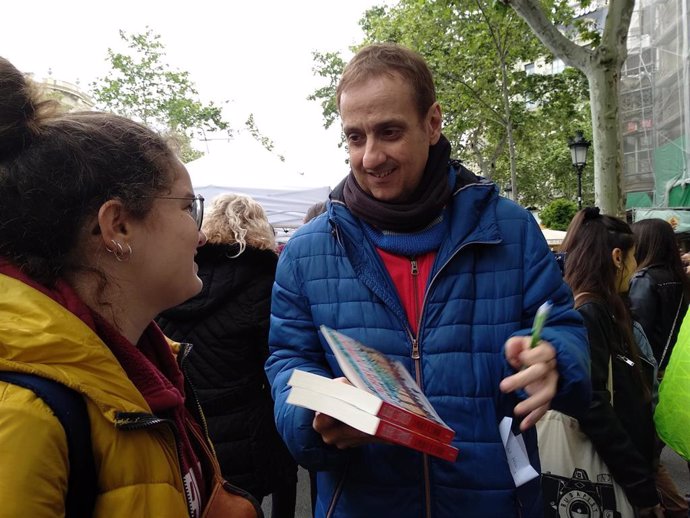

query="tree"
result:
[245,114,285,162]
[309,0,590,206]
[91,28,230,162]
[540,198,578,230]
[501,0,635,216]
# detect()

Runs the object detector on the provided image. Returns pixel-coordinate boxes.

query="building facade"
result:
[621,0,690,209]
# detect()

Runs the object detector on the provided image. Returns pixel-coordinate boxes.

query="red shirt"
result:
[376,249,436,336]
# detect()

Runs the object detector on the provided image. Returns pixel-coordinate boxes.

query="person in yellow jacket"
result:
[0,56,214,517]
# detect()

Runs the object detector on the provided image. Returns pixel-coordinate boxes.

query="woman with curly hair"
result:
[158,193,297,518]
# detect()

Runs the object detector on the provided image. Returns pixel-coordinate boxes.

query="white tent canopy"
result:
[541,228,567,247]
[185,134,331,229]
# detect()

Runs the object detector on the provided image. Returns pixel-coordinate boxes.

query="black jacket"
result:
[629,264,688,370]
[157,243,296,500]
[577,300,659,508]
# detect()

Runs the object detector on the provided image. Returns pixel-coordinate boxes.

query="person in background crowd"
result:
[265,43,590,518]
[630,218,690,371]
[304,201,327,224]
[681,252,690,276]
[561,208,663,518]
[0,55,214,517]
[629,217,690,518]
[157,193,297,518]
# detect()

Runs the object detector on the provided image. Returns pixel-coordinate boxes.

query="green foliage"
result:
[245,114,285,162]
[90,28,230,155]
[308,0,590,206]
[539,198,578,230]
[308,51,346,131]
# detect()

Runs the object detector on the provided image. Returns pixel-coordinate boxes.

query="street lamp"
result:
[568,130,591,209]
[504,181,513,200]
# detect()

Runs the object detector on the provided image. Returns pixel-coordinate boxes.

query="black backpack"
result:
[0,372,97,518]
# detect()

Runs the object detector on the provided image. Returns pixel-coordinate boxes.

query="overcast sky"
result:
[2,0,383,188]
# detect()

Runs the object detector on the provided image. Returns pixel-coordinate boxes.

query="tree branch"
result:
[502,0,591,70]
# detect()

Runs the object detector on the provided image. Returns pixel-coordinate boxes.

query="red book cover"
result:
[286,385,459,462]
[318,325,455,444]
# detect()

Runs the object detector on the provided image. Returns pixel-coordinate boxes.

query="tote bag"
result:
[537,410,635,518]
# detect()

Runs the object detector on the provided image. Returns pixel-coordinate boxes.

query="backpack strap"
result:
[0,371,97,518]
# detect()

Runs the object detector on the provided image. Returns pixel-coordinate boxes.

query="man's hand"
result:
[312,376,385,449]
[313,412,382,448]
[499,336,558,431]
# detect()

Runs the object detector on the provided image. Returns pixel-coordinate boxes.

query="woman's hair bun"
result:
[0,56,59,162]
[583,206,601,221]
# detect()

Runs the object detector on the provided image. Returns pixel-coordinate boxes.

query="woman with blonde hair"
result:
[158,193,297,518]
[202,194,277,253]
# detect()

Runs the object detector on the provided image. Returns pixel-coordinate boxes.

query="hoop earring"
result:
[106,239,133,262]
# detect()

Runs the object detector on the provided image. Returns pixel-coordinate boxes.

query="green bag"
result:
[655,309,690,461]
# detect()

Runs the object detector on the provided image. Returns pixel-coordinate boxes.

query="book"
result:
[319,325,455,443]
[286,385,459,462]
[288,368,454,444]
[284,326,458,460]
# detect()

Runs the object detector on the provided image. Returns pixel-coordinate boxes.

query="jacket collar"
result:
[0,273,151,422]
[325,164,502,328]
[329,163,502,256]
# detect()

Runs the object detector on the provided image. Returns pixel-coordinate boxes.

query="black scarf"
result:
[343,134,453,232]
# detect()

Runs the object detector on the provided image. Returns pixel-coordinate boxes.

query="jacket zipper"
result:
[115,413,196,518]
[407,240,500,518]
[409,256,432,518]
[325,461,350,518]
[179,343,212,442]
[410,257,421,361]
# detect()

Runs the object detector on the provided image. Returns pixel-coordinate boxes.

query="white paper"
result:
[499,417,540,487]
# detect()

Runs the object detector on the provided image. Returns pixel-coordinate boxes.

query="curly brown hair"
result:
[0,56,177,286]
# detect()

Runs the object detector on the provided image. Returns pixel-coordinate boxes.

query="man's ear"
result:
[97,199,131,247]
[426,102,442,145]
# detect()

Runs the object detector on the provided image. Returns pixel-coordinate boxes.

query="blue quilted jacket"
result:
[266,168,591,518]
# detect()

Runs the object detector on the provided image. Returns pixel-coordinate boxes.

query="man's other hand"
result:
[499,336,558,431]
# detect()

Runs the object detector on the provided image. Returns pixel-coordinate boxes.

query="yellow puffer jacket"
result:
[0,273,192,518]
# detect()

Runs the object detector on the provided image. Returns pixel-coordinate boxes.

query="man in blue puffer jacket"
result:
[265,43,591,518]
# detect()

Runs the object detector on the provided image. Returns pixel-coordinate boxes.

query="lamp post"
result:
[568,130,591,209]
[504,181,513,200]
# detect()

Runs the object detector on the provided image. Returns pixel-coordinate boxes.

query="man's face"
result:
[340,73,441,203]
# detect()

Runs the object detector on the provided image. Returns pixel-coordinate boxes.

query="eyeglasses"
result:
[147,194,205,230]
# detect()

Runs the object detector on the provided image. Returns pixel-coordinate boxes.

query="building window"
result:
[551,58,565,74]
[524,63,535,75]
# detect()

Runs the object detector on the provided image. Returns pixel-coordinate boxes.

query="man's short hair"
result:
[336,43,436,120]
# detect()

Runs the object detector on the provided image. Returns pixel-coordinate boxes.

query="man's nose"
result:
[362,138,385,170]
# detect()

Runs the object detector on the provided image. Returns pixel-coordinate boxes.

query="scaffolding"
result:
[621,0,690,207]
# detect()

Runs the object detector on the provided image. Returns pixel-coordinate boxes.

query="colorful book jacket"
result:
[319,325,455,444]
[287,385,459,462]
